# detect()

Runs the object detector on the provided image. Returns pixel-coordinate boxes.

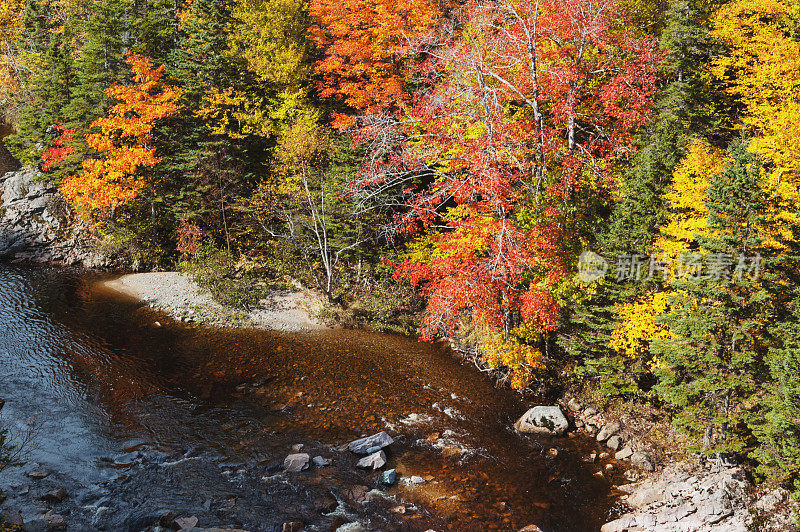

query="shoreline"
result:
[100,271,329,333]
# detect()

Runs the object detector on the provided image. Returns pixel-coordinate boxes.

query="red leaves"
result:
[345,0,662,341]
[309,0,442,125]
[41,124,76,172]
[61,53,181,219]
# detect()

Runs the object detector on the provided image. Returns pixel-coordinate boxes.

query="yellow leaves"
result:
[230,0,310,87]
[712,0,800,201]
[483,334,544,389]
[657,140,728,260]
[609,292,671,362]
[61,53,181,221]
[0,0,24,94]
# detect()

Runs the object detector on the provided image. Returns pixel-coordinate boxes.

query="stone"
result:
[312,456,331,467]
[347,431,394,454]
[630,451,655,471]
[605,464,614,471]
[567,398,582,412]
[283,453,310,472]
[282,521,304,532]
[313,492,339,514]
[606,435,623,451]
[627,486,665,507]
[755,488,788,512]
[40,488,68,503]
[406,475,426,485]
[335,523,367,532]
[599,452,610,459]
[519,526,543,532]
[596,422,620,442]
[356,450,387,470]
[344,485,369,504]
[27,469,51,480]
[615,447,633,460]
[513,406,569,436]
[389,505,406,514]
[600,516,635,532]
[291,443,304,452]
[546,448,558,457]
[174,516,199,529]
[380,469,397,485]
[43,511,66,531]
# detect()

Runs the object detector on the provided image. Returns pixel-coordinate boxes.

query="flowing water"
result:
[0,265,625,531]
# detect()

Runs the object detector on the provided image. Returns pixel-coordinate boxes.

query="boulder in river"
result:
[27,468,51,480]
[283,453,310,472]
[514,406,569,436]
[347,431,394,454]
[312,456,331,467]
[380,469,397,485]
[356,450,387,470]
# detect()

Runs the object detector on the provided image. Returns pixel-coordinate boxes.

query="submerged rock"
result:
[347,431,394,454]
[40,488,68,503]
[514,406,569,436]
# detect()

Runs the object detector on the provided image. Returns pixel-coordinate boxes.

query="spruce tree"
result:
[652,139,767,457]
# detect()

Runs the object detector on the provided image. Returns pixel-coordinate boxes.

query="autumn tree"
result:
[347,0,661,386]
[61,53,181,220]
[308,0,442,127]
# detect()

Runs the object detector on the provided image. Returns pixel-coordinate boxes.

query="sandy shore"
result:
[101,272,327,332]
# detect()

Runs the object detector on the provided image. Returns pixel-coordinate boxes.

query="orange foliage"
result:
[308,0,442,128]
[61,53,181,219]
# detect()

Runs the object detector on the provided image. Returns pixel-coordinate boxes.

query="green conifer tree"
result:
[652,139,767,457]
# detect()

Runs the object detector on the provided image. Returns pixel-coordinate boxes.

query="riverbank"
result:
[553,393,799,531]
[101,271,328,332]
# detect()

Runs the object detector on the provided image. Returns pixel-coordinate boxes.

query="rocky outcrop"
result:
[0,166,123,268]
[602,462,795,532]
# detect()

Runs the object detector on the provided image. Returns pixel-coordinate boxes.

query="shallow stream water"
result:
[0,265,624,531]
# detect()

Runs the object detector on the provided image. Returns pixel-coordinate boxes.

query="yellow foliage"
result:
[711,0,800,246]
[656,140,728,260]
[712,0,800,204]
[61,54,181,220]
[0,0,24,94]
[483,333,544,390]
[609,292,671,362]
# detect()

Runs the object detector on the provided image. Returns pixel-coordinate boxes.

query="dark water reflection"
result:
[0,265,619,530]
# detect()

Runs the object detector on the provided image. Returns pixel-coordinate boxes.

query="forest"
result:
[1,0,800,502]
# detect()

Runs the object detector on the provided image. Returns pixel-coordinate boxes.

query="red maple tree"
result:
[350,0,663,340]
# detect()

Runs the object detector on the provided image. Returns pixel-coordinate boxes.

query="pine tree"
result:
[64,0,131,138]
[4,0,70,166]
[652,139,767,457]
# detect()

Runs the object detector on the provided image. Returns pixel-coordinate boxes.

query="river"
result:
[0,264,626,531]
